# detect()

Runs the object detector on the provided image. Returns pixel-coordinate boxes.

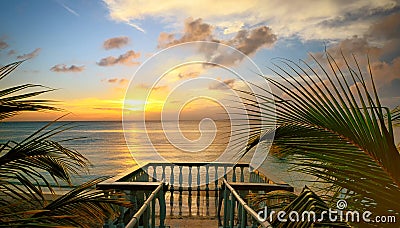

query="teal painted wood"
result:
[151,194,156,228]
[239,203,246,228]
[124,183,166,228]
[223,185,229,227]
[188,166,192,189]
[232,167,236,182]
[229,192,235,228]
[158,186,166,228]
[214,165,219,217]
[240,167,245,182]
[170,165,175,186]
[178,166,183,189]
[161,164,166,181]
[152,165,157,182]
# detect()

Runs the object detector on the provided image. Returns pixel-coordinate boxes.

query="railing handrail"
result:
[97,181,163,190]
[125,182,165,228]
[228,182,294,192]
[223,178,272,228]
[101,162,255,183]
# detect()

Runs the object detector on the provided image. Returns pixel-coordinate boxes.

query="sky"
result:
[0,0,399,121]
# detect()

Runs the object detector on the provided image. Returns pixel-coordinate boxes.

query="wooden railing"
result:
[97,162,288,227]
[125,183,166,228]
[98,181,167,228]
[221,179,294,228]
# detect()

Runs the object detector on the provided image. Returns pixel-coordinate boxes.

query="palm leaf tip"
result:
[0,61,62,120]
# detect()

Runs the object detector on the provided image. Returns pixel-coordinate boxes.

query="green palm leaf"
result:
[0,119,89,207]
[0,178,130,228]
[0,61,59,120]
[238,52,400,215]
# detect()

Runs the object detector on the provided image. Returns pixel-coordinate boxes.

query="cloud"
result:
[103,36,130,50]
[228,26,276,55]
[7,50,16,56]
[158,18,276,66]
[17,48,41,59]
[50,64,85,73]
[60,3,79,16]
[378,78,400,98]
[106,78,129,85]
[97,50,140,66]
[309,12,400,108]
[0,39,8,50]
[135,83,168,91]
[103,0,398,40]
[322,12,400,63]
[107,78,118,83]
[209,78,235,90]
[158,18,214,48]
[178,71,201,79]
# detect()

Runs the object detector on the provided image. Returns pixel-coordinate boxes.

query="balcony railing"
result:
[97,162,293,227]
[221,179,294,227]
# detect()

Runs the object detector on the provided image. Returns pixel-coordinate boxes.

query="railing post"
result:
[196,165,201,216]
[214,165,219,217]
[188,166,193,216]
[161,164,166,181]
[205,165,210,216]
[223,165,227,180]
[152,165,157,182]
[240,166,245,183]
[230,191,235,228]
[151,194,156,228]
[238,190,247,227]
[223,182,229,227]
[232,166,236,182]
[144,191,150,228]
[179,165,183,216]
[159,184,166,228]
[169,164,175,216]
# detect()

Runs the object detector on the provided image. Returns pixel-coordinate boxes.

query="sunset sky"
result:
[1,0,399,121]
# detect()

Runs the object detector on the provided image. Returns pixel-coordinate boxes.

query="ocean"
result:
[0,120,294,187]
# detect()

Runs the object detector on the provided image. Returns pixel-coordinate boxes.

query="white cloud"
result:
[103,0,398,40]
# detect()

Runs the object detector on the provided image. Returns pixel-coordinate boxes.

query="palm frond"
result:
[391,106,400,126]
[0,61,60,120]
[32,177,131,228]
[0,178,130,228]
[0,119,89,205]
[0,61,24,81]
[237,52,400,214]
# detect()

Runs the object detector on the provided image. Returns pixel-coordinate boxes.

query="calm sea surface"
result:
[0,121,299,188]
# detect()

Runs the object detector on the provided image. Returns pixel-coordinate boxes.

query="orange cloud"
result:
[50,64,85,73]
[103,36,130,50]
[0,38,8,49]
[106,78,129,85]
[97,50,140,66]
